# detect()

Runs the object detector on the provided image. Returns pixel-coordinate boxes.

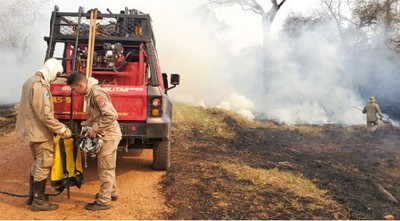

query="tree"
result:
[207,0,287,44]
[316,0,400,50]
[353,0,400,50]
[0,0,50,50]
[282,12,327,38]
[281,0,400,51]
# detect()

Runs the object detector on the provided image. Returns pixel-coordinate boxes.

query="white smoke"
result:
[262,27,367,125]
[216,93,255,120]
[2,0,398,125]
[0,0,49,104]
[197,2,400,125]
[221,22,400,125]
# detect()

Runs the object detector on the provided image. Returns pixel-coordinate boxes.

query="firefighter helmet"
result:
[79,133,103,154]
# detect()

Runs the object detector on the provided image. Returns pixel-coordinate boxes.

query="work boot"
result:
[31,179,58,212]
[26,175,34,205]
[85,201,111,211]
[26,176,49,205]
[95,193,118,201]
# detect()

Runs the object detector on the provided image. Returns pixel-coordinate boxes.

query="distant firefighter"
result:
[362,96,384,137]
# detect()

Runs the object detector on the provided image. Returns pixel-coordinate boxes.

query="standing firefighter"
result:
[15,58,72,211]
[362,96,384,137]
[66,72,121,211]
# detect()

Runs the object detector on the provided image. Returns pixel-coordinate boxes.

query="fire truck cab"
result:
[45,6,179,170]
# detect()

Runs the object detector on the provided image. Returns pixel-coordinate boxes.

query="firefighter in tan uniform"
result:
[66,72,121,211]
[16,58,72,211]
[362,96,384,137]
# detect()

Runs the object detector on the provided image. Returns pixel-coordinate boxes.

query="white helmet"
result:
[79,132,103,154]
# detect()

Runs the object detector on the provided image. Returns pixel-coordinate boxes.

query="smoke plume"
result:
[1,0,399,126]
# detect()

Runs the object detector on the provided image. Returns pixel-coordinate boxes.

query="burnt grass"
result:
[0,104,17,136]
[1,104,400,219]
[163,108,400,220]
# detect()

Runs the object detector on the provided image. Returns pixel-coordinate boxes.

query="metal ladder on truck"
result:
[45,5,84,72]
[44,6,85,127]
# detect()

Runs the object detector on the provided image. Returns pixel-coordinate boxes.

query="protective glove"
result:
[88,127,97,138]
[81,127,97,138]
[61,127,72,139]
[80,126,88,136]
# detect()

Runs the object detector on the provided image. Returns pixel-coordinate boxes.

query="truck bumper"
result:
[146,115,171,140]
[119,115,171,140]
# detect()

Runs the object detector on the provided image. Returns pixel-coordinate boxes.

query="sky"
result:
[1,0,398,125]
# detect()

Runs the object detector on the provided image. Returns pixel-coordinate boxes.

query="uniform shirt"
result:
[82,83,122,142]
[362,101,383,122]
[16,73,66,142]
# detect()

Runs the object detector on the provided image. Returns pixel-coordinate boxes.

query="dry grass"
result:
[209,108,263,129]
[0,104,18,135]
[220,161,338,211]
[172,103,235,139]
[173,103,324,136]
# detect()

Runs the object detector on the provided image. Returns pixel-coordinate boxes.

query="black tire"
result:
[152,140,170,170]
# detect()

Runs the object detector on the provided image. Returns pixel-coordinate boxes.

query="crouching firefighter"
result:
[15,58,72,211]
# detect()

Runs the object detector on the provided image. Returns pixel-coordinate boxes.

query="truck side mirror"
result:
[162,73,168,89]
[164,74,180,94]
[170,74,180,86]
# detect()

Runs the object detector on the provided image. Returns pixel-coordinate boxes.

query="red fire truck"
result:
[45,6,179,170]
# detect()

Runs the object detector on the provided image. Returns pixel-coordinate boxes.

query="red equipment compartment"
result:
[51,84,147,121]
[91,62,144,86]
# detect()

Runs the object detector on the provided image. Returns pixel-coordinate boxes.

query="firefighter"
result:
[362,96,384,137]
[66,72,121,211]
[15,58,72,211]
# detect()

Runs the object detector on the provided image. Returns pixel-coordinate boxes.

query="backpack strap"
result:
[59,138,70,199]
[73,136,84,188]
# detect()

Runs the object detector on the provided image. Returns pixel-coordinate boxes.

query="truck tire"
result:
[152,140,170,170]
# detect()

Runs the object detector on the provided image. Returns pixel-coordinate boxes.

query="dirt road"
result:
[0,132,170,220]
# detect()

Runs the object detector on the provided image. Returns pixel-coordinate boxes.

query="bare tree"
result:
[319,0,348,37]
[0,0,50,50]
[353,0,400,50]
[207,0,287,44]
[281,0,400,50]
[282,13,326,38]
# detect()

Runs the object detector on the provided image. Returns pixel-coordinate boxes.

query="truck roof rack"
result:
[44,6,155,45]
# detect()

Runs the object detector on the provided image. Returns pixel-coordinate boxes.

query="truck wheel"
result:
[152,140,170,170]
